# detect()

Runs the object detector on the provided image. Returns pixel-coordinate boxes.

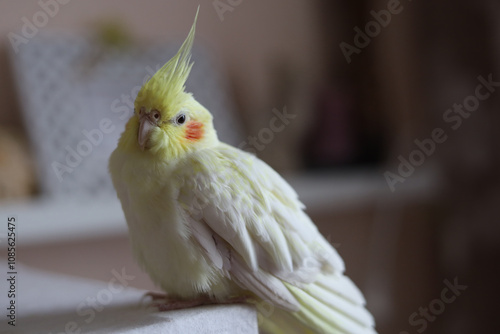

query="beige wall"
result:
[0,0,326,169]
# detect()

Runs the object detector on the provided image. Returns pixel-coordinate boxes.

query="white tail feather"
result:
[260,274,377,334]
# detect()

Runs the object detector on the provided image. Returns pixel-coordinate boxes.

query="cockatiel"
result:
[109,10,377,334]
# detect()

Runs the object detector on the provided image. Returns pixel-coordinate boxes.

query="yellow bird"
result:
[109,9,376,334]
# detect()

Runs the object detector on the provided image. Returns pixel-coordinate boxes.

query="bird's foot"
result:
[143,292,250,312]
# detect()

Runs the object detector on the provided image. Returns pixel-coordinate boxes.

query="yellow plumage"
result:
[109,9,376,334]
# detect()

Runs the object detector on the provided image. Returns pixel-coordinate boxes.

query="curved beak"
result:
[138,116,155,151]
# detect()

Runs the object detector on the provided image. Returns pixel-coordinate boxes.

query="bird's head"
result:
[119,9,218,161]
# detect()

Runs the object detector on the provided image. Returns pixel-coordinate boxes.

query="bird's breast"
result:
[120,176,226,299]
[110,150,233,299]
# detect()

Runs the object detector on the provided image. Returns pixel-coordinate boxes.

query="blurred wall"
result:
[0,0,326,170]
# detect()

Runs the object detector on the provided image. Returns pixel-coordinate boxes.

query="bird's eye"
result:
[175,113,186,125]
[152,110,161,121]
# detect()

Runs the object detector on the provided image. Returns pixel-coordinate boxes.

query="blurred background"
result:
[0,0,499,333]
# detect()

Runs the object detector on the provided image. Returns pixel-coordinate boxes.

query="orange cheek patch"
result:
[185,121,204,141]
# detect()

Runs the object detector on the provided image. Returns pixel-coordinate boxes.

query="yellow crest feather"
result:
[136,7,199,111]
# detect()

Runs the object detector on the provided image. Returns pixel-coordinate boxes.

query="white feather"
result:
[110,142,376,333]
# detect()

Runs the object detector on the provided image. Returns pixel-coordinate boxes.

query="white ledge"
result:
[2,261,258,334]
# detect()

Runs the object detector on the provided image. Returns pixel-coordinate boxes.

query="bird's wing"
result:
[174,144,345,311]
